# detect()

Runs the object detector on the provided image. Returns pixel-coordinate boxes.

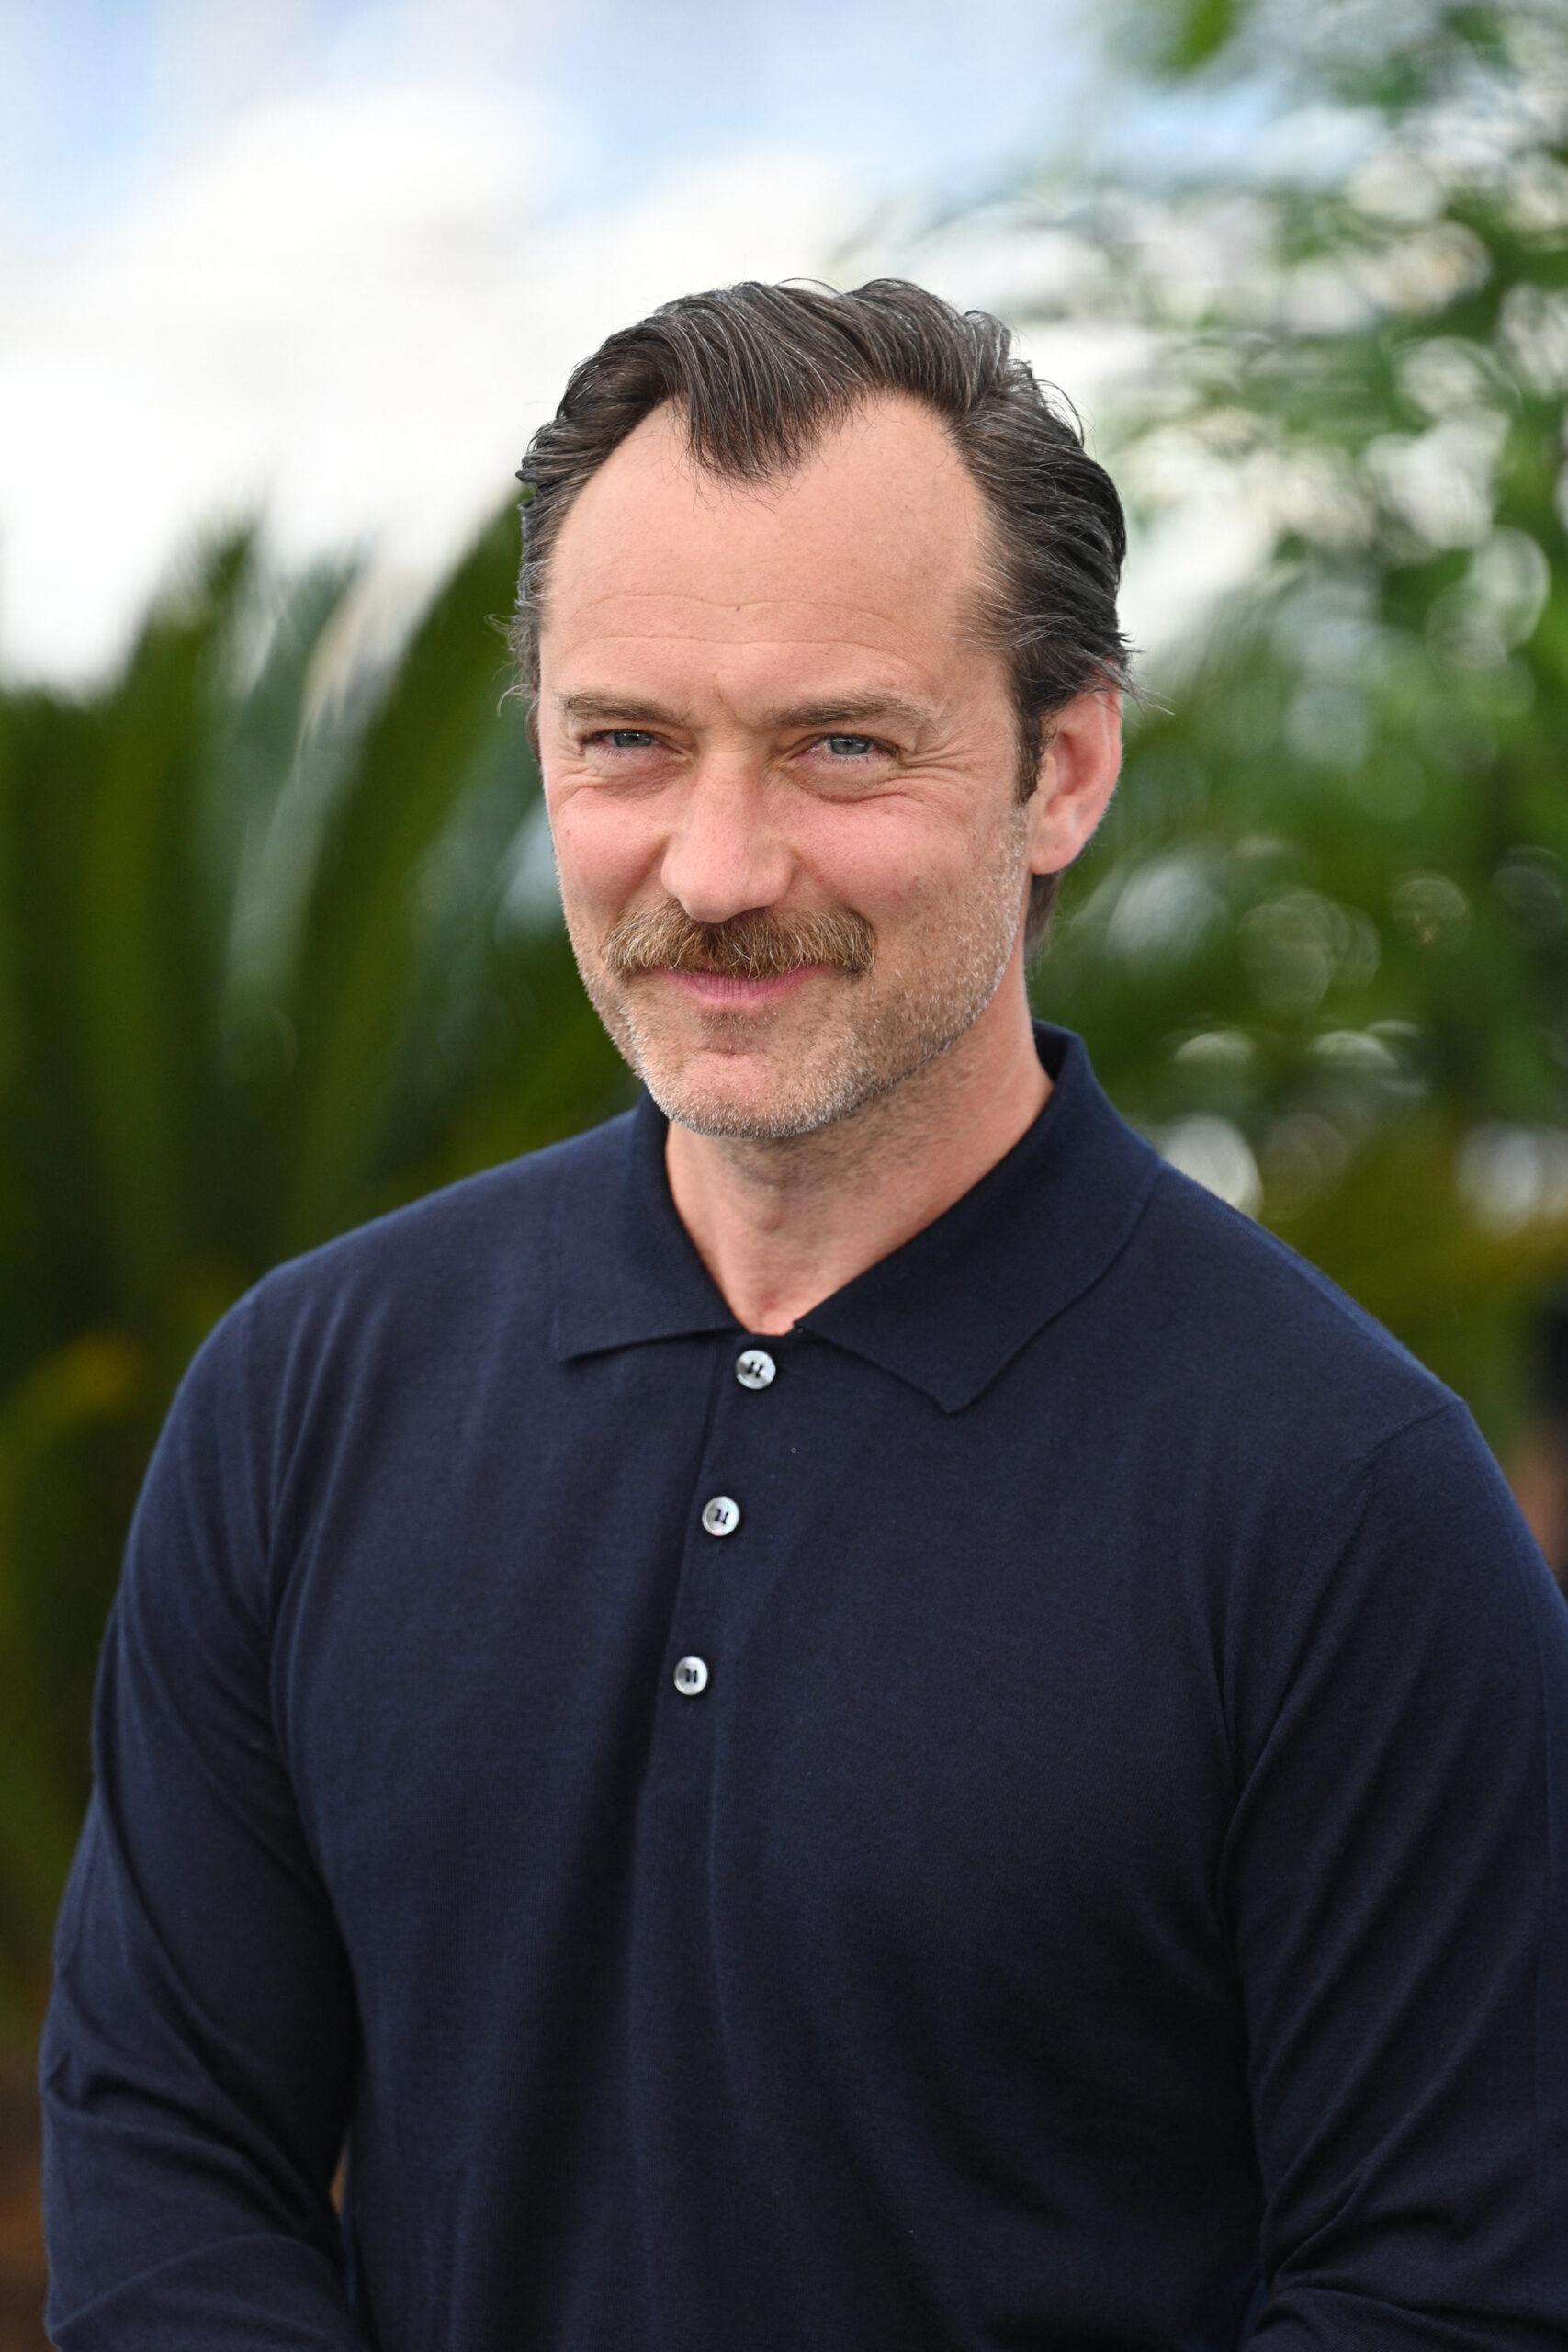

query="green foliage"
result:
[0,525,627,2032]
[1021,0,1568,1433]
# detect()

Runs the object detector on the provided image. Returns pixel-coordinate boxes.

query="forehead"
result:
[539,391,992,676]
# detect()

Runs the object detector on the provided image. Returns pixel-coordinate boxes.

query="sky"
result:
[0,0,1271,684]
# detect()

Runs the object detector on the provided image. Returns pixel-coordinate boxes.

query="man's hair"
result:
[509,277,1133,960]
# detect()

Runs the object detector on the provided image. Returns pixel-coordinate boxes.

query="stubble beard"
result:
[565,813,1033,1145]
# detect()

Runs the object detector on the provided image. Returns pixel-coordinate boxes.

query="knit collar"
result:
[549,1019,1163,1414]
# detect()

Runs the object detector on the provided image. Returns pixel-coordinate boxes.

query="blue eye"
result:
[823,735,877,758]
[599,729,656,751]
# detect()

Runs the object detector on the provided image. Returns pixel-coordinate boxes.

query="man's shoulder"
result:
[1120,1153,1461,1454]
[234,1106,637,1349]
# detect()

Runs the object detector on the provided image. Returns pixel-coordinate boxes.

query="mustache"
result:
[601,902,874,980]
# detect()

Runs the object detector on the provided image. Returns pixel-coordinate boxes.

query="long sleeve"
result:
[1225,1397,1568,2347]
[37,1291,370,2349]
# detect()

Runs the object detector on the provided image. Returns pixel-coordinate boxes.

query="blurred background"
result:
[2,0,1566,2339]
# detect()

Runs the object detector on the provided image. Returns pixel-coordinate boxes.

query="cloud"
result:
[0,74,866,682]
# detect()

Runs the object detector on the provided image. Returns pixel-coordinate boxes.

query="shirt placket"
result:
[669,1337,783,1702]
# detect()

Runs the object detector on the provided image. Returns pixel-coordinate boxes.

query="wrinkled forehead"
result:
[540,393,995,662]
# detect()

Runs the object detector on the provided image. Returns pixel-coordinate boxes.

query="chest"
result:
[273,1330,1237,2041]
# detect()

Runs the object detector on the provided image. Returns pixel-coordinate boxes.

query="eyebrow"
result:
[556,688,940,734]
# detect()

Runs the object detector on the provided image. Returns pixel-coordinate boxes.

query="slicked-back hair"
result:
[510,277,1133,961]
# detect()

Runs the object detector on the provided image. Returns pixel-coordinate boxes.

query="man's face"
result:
[536,390,1066,1142]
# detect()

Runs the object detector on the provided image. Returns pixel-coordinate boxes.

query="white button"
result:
[701,1494,740,1537]
[736,1348,776,1390]
[674,1655,709,1696]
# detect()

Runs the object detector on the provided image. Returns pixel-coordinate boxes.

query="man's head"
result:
[512,277,1130,1142]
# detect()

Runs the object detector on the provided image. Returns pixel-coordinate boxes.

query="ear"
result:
[1025,689,1122,878]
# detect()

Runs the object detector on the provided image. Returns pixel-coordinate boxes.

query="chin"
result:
[655,1057,880,1144]
[653,1081,807,1143]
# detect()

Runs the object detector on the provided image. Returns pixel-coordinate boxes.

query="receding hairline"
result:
[619,379,971,464]
[533,386,1012,664]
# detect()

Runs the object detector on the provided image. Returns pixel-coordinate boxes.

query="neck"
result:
[663,987,1051,1336]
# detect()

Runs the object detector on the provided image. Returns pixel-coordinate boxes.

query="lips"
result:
[661,965,819,1003]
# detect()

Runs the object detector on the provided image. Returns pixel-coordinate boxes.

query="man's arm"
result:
[37,1290,370,2349]
[1225,1396,1568,2347]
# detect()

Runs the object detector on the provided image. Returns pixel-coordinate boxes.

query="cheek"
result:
[547,786,660,908]
[805,798,971,922]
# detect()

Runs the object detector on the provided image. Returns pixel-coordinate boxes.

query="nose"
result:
[659,755,794,927]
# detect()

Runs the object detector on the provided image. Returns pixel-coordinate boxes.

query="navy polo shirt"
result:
[39,1018,1568,2349]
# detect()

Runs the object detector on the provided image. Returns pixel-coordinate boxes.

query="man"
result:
[39,279,1568,2349]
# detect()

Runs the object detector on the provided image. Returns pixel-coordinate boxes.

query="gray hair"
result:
[510,277,1134,959]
